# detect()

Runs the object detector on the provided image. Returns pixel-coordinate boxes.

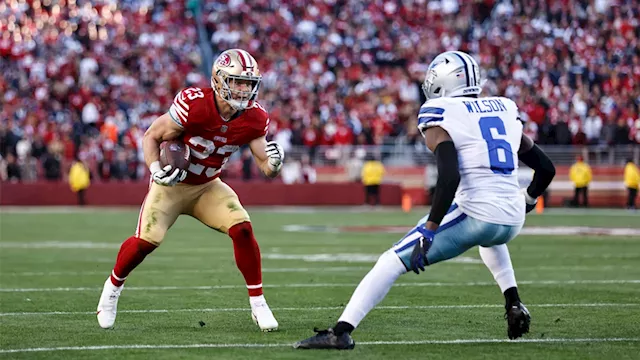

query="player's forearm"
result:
[519,144,556,198]
[142,132,163,169]
[426,141,460,231]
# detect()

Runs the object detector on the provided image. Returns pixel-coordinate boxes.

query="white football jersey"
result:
[418,96,525,226]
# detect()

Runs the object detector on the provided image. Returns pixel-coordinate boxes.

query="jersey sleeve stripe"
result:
[177,94,190,110]
[172,100,188,117]
[419,107,445,115]
[418,116,444,124]
[418,113,443,119]
[170,104,188,122]
[168,107,185,127]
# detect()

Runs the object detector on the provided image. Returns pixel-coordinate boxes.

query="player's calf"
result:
[228,221,278,331]
[97,236,157,329]
[110,236,157,286]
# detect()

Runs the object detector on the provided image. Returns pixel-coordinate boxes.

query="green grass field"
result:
[0,207,639,359]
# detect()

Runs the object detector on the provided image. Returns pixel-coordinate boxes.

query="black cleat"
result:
[506,302,531,340]
[293,328,355,350]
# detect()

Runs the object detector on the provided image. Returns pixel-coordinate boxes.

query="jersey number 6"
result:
[479,116,515,175]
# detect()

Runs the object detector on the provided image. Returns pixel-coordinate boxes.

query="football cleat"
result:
[293,328,355,350]
[505,302,531,340]
[96,278,123,329]
[250,300,279,332]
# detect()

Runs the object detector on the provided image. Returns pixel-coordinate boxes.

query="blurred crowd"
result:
[1,0,640,182]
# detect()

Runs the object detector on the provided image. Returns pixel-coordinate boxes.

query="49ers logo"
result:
[217,53,231,67]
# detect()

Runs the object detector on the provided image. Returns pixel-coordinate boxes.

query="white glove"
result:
[265,141,284,172]
[150,161,187,186]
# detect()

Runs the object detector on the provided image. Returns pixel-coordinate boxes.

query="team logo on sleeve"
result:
[217,54,231,67]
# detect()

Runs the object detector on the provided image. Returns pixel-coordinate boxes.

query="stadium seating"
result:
[1,0,639,182]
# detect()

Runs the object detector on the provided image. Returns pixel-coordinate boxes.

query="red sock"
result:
[228,222,263,297]
[109,236,157,286]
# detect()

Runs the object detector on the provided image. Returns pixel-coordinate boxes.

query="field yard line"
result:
[2,267,371,277]
[5,264,637,277]
[1,338,639,353]
[2,279,639,293]
[1,205,636,216]
[0,303,637,317]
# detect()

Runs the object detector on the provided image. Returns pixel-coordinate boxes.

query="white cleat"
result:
[96,278,123,329]
[250,298,279,332]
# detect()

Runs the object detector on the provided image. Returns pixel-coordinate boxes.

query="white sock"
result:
[337,250,407,328]
[479,244,517,293]
[250,294,266,307]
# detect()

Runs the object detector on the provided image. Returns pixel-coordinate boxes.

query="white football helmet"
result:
[212,49,262,110]
[422,51,482,100]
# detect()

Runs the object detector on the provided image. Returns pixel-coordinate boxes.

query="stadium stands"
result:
[1,0,639,182]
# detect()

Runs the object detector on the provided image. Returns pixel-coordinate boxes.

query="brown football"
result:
[159,140,190,171]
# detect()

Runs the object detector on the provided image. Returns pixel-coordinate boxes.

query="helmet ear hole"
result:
[433,87,441,94]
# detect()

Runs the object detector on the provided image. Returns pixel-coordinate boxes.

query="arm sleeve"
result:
[428,141,460,226]
[519,144,556,198]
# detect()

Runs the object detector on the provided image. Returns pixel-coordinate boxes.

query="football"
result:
[159,140,190,171]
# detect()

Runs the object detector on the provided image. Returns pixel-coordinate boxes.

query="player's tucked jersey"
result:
[418,96,525,226]
[168,87,269,185]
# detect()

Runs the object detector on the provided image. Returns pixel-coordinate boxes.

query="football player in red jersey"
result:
[97,49,284,332]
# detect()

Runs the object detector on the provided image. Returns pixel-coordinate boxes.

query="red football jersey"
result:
[168,87,269,185]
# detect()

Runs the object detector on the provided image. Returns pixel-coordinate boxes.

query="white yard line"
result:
[1,205,637,216]
[1,279,638,293]
[1,267,371,277]
[0,338,638,354]
[4,264,637,277]
[0,303,636,317]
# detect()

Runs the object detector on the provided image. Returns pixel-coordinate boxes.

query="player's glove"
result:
[522,188,537,214]
[409,227,435,274]
[265,141,284,172]
[150,161,187,187]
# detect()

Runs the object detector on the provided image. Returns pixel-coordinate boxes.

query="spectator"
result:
[569,155,592,207]
[42,149,62,181]
[110,150,130,181]
[0,155,6,181]
[613,119,632,145]
[5,154,21,182]
[583,109,603,145]
[361,154,385,206]
[300,154,317,184]
[69,158,91,206]
[624,159,640,210]
[2,0,640,181]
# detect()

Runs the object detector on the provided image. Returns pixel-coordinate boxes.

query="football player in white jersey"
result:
[294,51,556,350]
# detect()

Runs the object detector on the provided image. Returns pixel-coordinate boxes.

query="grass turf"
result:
[0,207,639,359]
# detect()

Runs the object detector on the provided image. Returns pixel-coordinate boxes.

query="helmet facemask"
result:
[213,70,262,111]
[422,69,445,101]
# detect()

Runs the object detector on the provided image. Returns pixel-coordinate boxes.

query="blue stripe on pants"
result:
[392,213,522,270]
[393,204,464,255]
